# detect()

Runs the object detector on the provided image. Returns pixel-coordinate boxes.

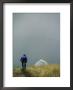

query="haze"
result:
[13,13,60,68]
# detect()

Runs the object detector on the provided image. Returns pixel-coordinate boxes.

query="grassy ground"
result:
[13,64,60,77]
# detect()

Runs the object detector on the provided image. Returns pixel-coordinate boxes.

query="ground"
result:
[13,64,60,77]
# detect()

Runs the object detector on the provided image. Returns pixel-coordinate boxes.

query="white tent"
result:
[34,59,48,66]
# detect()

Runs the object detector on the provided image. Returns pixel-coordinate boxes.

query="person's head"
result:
[23,54,26,56]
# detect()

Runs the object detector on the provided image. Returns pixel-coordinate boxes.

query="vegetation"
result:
[13,64,60,77]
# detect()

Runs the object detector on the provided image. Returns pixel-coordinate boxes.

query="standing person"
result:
[20,54,27,70]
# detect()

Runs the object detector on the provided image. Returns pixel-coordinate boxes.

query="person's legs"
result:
[25,63,26,69]
[21,62,25,74]
[22,62,23,68]
[23,62,26,69]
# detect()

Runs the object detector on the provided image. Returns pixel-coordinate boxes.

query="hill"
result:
[13,64,60,77]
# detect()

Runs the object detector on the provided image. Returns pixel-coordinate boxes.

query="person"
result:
[20,54,27,70]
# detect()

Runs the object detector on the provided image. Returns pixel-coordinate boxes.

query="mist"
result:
[13,13,60,68]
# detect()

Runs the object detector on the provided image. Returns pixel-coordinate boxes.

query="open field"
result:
[13,64,60,77]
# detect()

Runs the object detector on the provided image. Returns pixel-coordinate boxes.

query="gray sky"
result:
[13,13,60,67]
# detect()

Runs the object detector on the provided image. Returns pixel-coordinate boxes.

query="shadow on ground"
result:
[21,68,32,77]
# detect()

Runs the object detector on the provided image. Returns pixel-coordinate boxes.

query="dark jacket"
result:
[20,55,27,63]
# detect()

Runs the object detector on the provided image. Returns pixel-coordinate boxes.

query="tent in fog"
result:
[34,59,48,66]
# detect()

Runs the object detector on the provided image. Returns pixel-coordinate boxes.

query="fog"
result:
[13,13,60,67]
